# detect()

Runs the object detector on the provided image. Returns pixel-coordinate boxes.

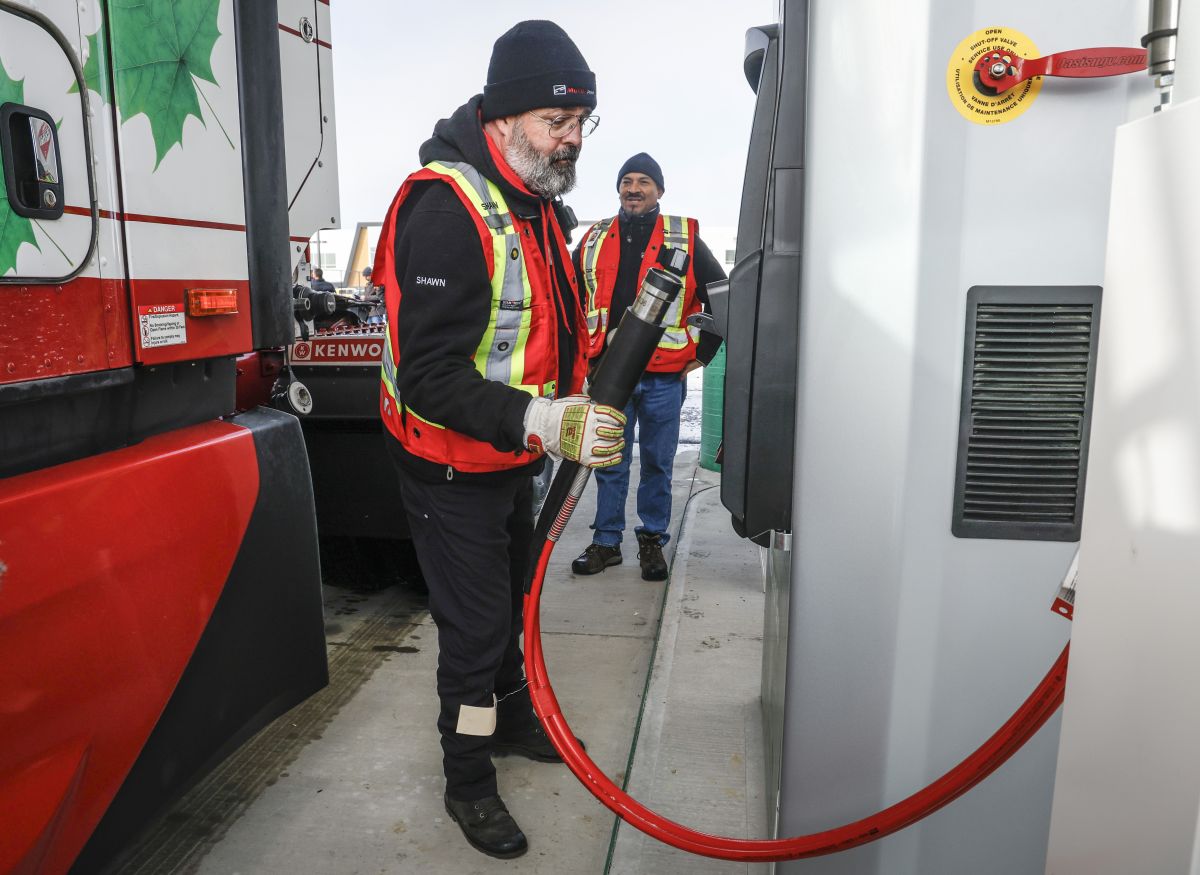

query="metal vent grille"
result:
[952,286,1102,541]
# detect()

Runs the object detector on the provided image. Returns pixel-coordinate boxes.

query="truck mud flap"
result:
[71,407,327,873]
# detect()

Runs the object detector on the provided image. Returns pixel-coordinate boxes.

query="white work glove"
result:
[523,395,626,468]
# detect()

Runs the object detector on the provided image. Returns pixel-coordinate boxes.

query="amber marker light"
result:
[187,288,240,316]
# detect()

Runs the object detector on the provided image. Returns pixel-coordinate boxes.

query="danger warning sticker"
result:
[137,303,187,349]
[946,27,1042,126]
[291,336,385,365]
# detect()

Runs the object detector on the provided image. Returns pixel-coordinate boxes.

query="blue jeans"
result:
[591,371,686,547]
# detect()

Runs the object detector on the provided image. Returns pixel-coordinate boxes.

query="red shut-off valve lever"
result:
[974,46,1147,95]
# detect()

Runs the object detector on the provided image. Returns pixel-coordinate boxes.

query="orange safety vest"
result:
[375,160,586,474]
[578,213,702,371]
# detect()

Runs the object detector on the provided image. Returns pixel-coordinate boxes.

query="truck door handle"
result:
[0,102,65,220]
[973,47,1148,96]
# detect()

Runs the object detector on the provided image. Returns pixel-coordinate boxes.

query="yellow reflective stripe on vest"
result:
[385,162,542,433]
[581,218,615,332]
[659,214,693,349]
[382,320,445,428]
[424,160,535,391]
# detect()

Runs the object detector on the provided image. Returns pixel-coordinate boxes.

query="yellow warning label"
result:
[946,27,1043,126]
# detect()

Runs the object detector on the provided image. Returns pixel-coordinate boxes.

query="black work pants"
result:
[392,457,537,801]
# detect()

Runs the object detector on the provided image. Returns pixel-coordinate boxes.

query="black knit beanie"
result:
[482,21,597,121]
[616,153,665,192]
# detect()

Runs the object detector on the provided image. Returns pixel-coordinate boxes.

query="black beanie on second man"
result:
[482,21,597,121]
[616,153,665,192]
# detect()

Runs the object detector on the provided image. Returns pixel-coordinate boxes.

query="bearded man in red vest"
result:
[375,21,624,860]
[571,154,727,580]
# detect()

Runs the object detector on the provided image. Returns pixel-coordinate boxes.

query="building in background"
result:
[704,226,737,272]
[307,223,381,289]
[343,222,382,289]
[308,228,350,285]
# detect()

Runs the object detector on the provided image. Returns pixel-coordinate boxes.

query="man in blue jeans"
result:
[571,153,726,580]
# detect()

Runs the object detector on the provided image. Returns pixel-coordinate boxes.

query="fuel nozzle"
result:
[527,246,689,582]
[629,267,682,328]
[629,247,688,328]
[525,248,690,584]
[587,246,687,416]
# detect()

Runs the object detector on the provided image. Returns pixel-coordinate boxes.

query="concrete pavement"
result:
[110,450,768,874]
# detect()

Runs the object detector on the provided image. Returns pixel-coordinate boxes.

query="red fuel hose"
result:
[522,498,1070,862]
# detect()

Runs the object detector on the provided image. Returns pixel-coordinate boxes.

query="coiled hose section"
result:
[522,464,1068,862]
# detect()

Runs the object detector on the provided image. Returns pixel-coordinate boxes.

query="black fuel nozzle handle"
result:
[526,251,686,588]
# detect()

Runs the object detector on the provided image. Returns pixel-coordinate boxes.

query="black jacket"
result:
[573,205,726,368]
[388,96,582,481]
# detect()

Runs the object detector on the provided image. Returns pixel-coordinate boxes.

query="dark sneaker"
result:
[571,542,622,575]
[636,532,668,581]
[444,793,528,859]
[492,718,586,763]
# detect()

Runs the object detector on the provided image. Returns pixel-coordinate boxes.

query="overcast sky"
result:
[328,1,777,229]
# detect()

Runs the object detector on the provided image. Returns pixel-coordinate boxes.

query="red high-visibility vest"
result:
[578,213,702,371]
[375,160,586,474]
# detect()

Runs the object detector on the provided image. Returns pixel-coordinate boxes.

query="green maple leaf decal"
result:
[0,58,40,276]
[78,0,224,168]
[73,16,112,105]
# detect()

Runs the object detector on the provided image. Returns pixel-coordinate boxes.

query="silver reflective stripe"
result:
[381,324,398,389]
[432,161,528,384]
[663,328,689,344]
[660,215,691,337]
[486,229,525,384]
[581,218,615,309]
[437,162,512,233]
[663,214,689,249]
[439,161,491,205]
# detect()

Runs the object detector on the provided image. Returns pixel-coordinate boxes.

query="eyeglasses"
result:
[526,112,600,138]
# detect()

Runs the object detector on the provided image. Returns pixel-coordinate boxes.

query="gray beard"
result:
[505,123,578,199]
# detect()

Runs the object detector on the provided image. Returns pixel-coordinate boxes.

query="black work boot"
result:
[636,531,668,581]
[444,793,528,859]
[494,688,586,762]
[571,542,622,575]
[492,715,587,762]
